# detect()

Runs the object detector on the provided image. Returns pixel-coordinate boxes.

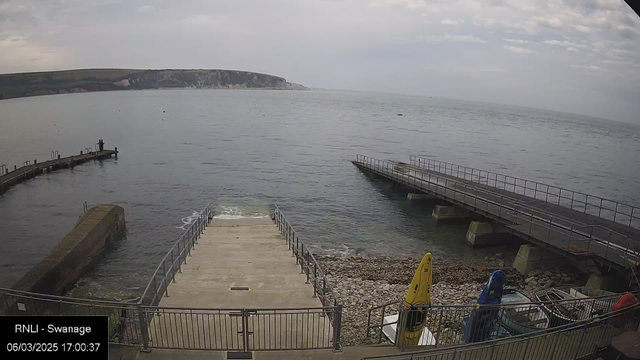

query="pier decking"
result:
[0,148,118,195]
[354,155,640,272]
[145,217,334,351]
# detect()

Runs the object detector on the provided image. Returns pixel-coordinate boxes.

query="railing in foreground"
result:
[366,290,640,350]
[0,287,342,352]
[409,155,640,230]
[140,204,212,307]
[363,302,640,360]
[142,305,340,351]
[1,203,344,352]
[273,204,341,309]
[355,155,640,268]
[0,287,144,346]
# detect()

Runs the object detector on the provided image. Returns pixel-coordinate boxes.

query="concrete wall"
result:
[512,244,563,275]
[12,204,126,295]
[465,221,515,247]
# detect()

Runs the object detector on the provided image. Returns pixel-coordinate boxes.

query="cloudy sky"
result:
[1,0,639,123]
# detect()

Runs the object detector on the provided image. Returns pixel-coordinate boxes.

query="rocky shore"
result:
[316,254,589,346]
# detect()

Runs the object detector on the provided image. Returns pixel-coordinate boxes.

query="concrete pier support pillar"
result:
[432,205,474,224]
[407,193,435,201]
[513,244,563,275]
[465,221,513,247]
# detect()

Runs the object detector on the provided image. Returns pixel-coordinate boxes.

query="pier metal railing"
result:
[273,204,341,309]
[366,290,640,350]
[409,155,640,230]
[0,286,342,352]
[140,305,340,351]
[363,301,640,360]
[0,202,344,352]
[140,204,212,307]
[355,155,640,269]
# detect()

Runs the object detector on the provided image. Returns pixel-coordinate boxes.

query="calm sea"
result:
[1,89,639,299]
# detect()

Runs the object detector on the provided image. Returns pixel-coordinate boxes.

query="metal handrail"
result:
[367,289,640,311]
[366,289,640,341]
[139,204,212,306]
[273,204,341,307]
[355,155,640,268]
[409,155,639,229]
[0,286,140,306]
[141,305,341,311]
[363,301,640,359]
[1,286,343,352]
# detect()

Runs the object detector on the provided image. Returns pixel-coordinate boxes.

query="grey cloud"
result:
[0,0,639,123]
[563,0,621,12]
[620,14,637,27]
[503,45,536,54]
[618,26,638,39]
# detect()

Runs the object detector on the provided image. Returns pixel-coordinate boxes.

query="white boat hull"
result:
[382,314,437,346]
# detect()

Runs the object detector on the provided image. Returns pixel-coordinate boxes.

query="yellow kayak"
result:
[401,252,432,346]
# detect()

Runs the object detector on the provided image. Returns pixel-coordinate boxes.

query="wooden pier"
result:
[0,143,117,195]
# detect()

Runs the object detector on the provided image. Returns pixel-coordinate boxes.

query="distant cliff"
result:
[0,68,307,100]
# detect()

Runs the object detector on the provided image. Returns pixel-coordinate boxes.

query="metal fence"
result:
[0,287,144,346]
[139,204,212,307]
[363,302,640,360]
[0,287,342,352]
[1,202,346,352]
[142,306,340,351]
[273,204,341,309]
[0,202,344,352]
[366,290,640,350]
[355,155,640,270]
[409,155,640,230]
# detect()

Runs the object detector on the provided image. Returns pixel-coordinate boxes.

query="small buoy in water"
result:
[397,113,404,116]
[163,110,166,113]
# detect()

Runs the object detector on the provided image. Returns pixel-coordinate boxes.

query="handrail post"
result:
[138,306,150,351]
[300,241,305,274]
[162,262,169,297]
[290,226,294,255]
[152,277,158,305]
[322,278,327,306]
[396,308,406,351]
[332,305,343,352]
[568,223,574,250]
[584,195,589,213]
[313,262,317,298]
[177,242,182,273]
[241,309,250,353]
[599,198,603,217]
[170,250,176,283]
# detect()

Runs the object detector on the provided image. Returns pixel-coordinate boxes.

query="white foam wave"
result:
[176,210,200,230]
[213,206,270,220]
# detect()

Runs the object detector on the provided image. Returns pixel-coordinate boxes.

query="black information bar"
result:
[1,316,108,359]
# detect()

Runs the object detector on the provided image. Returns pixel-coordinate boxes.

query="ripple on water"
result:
[0,89,639,295]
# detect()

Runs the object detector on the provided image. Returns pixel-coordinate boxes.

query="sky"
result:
[0,0,639,124]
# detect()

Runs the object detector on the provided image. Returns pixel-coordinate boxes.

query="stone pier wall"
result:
[12,204,126,295]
